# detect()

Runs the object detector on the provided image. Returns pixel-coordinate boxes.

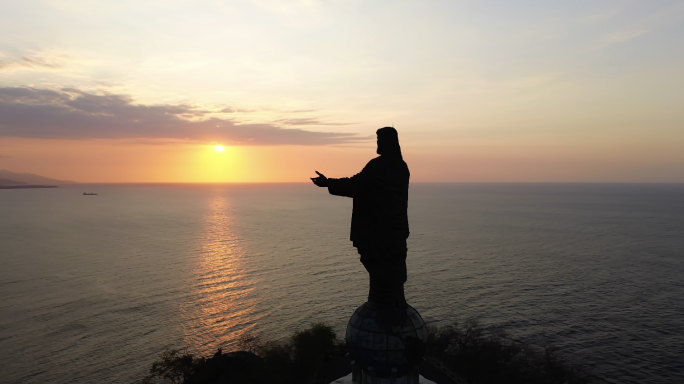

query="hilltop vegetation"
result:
[143,321,591,384]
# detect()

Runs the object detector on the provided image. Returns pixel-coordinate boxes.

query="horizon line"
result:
[59,181,684,185]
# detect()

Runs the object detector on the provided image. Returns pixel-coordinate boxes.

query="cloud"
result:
[586,8,621,21]
[220,106,255,113]
[275,117,354,126]
[0,54,64,72]
[603,30,648,44]
[0,87,364,145]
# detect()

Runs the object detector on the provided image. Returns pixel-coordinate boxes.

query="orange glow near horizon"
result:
[1,136,684,183]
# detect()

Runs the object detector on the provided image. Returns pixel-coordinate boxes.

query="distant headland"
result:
[0,184,59,189]
[0,170,75,189]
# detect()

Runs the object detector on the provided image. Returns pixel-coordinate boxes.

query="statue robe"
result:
[327,154,410,287]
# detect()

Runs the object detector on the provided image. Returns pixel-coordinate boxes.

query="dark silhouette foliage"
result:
[142,323,338,384]
[142,349,206,384]
[143,321,592,384]
[424,320,590,384]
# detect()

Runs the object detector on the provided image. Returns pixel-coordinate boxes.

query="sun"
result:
[214,145,225,153]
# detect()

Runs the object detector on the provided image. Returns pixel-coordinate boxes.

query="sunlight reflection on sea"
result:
[180,193,258,354]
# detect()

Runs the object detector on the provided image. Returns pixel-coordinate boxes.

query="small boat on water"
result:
[83,192,98,195]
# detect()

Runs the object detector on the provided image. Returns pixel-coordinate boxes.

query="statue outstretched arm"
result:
[328,176,357,197]
[311,160,373,198]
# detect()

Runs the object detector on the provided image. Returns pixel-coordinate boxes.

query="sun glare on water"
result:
[214,145,225,153]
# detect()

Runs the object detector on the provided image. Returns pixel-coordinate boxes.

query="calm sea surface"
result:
[1,183,683,383]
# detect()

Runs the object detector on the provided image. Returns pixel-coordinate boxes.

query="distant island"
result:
[0,170,74,189]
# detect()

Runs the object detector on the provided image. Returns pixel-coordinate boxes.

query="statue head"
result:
[376,127,402,158]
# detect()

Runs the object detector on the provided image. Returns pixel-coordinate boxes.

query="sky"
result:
[1,0,683,182]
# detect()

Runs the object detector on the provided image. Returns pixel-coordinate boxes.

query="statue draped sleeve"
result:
[327,173,361,198]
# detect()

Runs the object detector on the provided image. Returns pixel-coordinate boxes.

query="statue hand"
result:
[310,171,329,187]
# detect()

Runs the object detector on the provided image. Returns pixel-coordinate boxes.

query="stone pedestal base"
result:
[345,302,428,379]
[330,368,436,384]
[350,360,426,384]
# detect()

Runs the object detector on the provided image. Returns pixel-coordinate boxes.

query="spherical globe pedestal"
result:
[345,302,428,382]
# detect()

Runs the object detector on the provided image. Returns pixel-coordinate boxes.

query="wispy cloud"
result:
[220,106,255,113]
[592,1,684,48]
[586,7,622,21]
[275,117,354,126]
[0,87,364,145]
[602,29,648,44]
[0,53,67,72]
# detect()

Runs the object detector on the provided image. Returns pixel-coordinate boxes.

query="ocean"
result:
[1,183,683,383]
